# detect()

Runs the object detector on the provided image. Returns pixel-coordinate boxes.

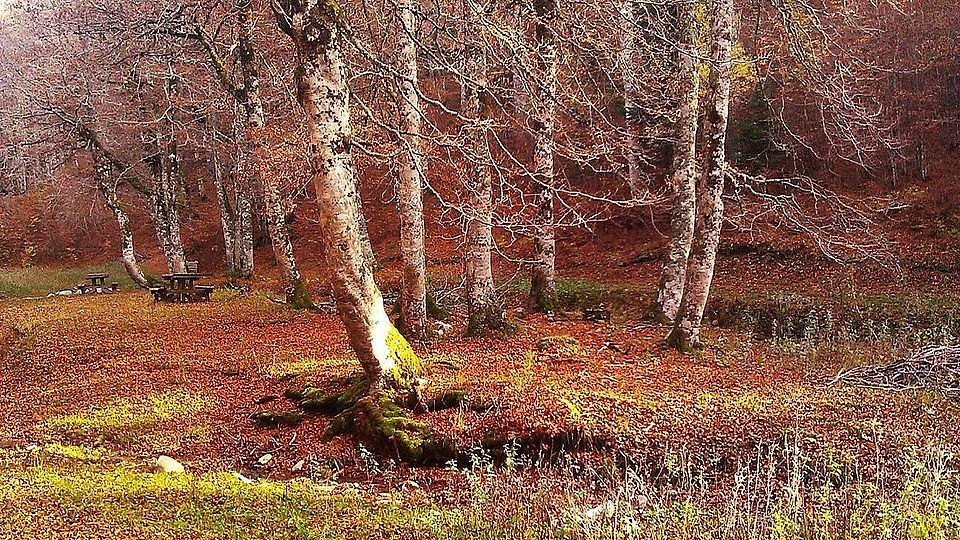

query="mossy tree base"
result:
[286,280,317,311]
[466,305,513,337]
[328,392,453,464]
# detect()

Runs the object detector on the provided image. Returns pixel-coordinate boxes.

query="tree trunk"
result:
[620,0,644,198]
[395,0,428,340]
[234,174,255,278]
[146,133,187,274]
[235,0,311,306]
[91,148,149,289]
[528,0,558,313]
[274,0,422,391]
[462,0,503,335]
[668,0,734,352]
[654,1,700,323]
[210,149,238,275]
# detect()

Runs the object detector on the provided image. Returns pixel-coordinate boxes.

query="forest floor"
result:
[1,249,960,539]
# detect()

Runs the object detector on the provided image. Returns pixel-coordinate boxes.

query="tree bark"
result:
[654,1,700,323]
[273,0,422,391]
[210,149,238,275]
[462,0,503,335]
[527,0,558,313]
[90,146,149,289]
[145,133,187,274]
[395,0,428,340]
[233,173,255,278]
[619,0,644,198]
[668,0,734,352]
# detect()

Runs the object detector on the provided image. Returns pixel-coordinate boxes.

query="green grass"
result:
[0,263,148,299]
[2,444,960,540]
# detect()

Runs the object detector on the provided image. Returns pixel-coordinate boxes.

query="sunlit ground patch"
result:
[41,390,211,447]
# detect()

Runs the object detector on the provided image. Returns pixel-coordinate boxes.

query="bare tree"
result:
[395,0,429,339]
[654,0,699,323]
[527,0,558,313]
[668,0,734,351]
[272,0,422,390]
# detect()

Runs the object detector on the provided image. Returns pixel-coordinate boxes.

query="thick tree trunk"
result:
[620,0,644,198]
[654,1,700,323]
[395,0,428,340]
[462,0,503,335]
[146,134,187,274]
[668,0,734,352]
[274,0,422,391]
[91,149,149,289]
[528,0,558,313]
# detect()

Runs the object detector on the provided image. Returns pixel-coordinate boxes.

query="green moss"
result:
[43,443,108,462]
[297,378,369,414]
[43,391,210,444]
[426,390,468,411]
[465,305,513,337]
[287,280,316,311]
[328,393,452,464]
[384,325,423,390]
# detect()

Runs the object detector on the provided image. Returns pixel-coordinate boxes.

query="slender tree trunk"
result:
[234,0,312,306]
[462,0,503,335]
[528,0,558,313]
[668,0,734,352]
[274,0,422,391]
[91,148,149,289]
[620,0,644,198]
[395,0,428,340]
[210,149,238,275]
[234,174,255,278]
[654,1,700,323]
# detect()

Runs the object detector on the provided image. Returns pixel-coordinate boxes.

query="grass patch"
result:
[42,391,210,445]
[0,263,146,299]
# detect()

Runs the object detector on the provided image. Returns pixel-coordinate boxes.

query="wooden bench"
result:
[195,285,215,302]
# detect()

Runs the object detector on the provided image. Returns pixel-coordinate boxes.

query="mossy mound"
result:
[328,393,454,464]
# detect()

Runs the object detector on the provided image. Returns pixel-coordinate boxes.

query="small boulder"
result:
[257,453,273,466]
[156,455,185,474]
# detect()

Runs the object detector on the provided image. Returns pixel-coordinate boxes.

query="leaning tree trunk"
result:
[528,0,558,313]
[619,0,644,198]
[91,148,149,289]
[395,0,428,340]
[668,0,734,352]
[275,0,422,391]
[462,0,503,335]
[654,1,700,323]
[234,0,312,306]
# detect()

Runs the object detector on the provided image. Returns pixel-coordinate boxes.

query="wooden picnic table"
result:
[153,273,214,303]
[85,273,109,287]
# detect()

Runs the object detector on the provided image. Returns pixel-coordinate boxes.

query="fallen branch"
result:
[829,345,960,399]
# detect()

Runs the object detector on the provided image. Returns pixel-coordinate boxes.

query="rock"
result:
[257,453,273,466]
[584,500,616,521]
[156,455,185,474]
[56,290,74,297]
[292,459,305,472]
[232,472,254,484]
[25,444,40,452]
[432,321,453,337]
